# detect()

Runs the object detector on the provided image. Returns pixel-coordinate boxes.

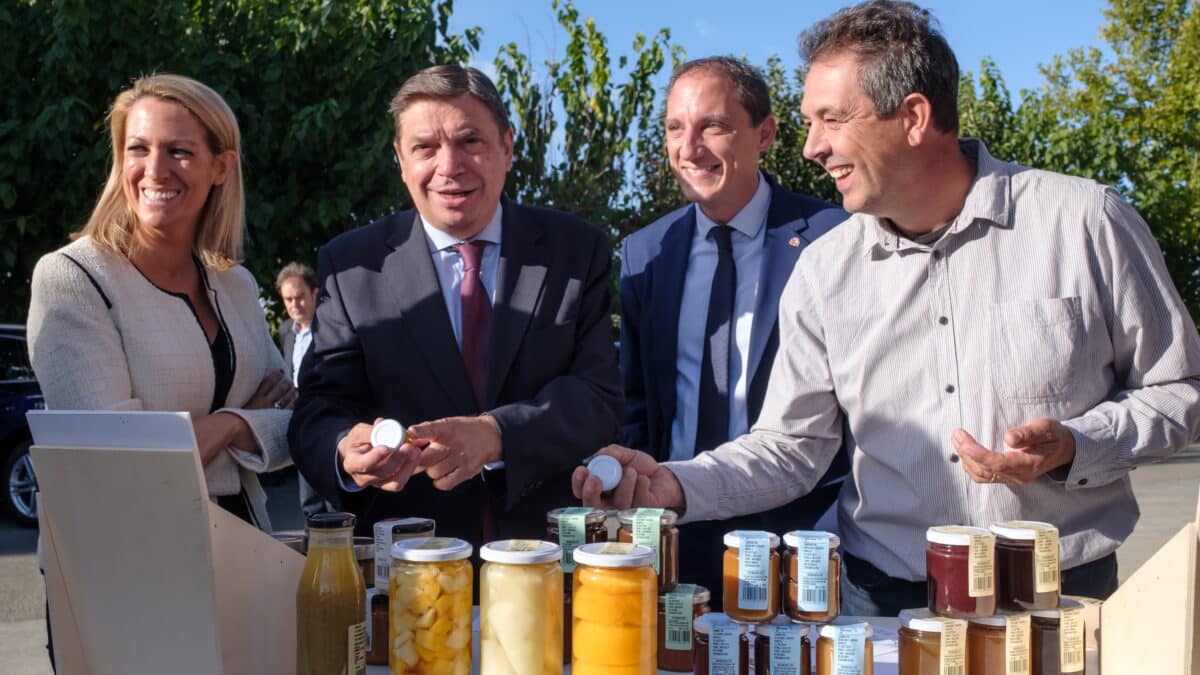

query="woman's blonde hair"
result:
[75,73,244,270]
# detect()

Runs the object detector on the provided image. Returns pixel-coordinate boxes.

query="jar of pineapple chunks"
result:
[479,540,564,674]
[389,537,473,675]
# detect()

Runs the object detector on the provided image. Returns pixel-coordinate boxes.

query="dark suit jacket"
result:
[618,176,849,606]
[289,199,622,547]
[278,318,296,383]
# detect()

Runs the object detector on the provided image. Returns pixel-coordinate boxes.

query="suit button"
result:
[945,385,956,394]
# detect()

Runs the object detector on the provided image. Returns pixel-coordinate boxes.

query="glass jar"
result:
[353,536,374,588]
[657,584,712,672]
[968,613,1031,675]
[617,508,680,591]
[816,620,874,675]
[897,608,966,675]
[1030,600,1085,675]
[546,507,608,664]
[373,517,436,590]
[297,512,366,675]
[782,530,841,623]
[571,542,657,675]
[693,612,749,675]
[754,616,811,675]
[925,525,996,618]
[723,531,781,623]
[990,521,1060,611]
[479,540,563,675]
[366,590,389,666]
[389,537,473,675]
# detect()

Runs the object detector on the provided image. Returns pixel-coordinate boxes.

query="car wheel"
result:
[3,439,38,528]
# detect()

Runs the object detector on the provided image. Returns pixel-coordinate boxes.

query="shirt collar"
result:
[421,203,504,254]
[695,171,771,240]
[862,138,1012,257]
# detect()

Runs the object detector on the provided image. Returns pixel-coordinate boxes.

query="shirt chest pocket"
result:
[988,297,1085,401]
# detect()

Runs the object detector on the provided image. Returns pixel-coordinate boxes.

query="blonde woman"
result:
[27,73,293,530]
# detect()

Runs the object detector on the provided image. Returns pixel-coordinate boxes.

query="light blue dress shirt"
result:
[670,174,771,461]
[290,324,311,387]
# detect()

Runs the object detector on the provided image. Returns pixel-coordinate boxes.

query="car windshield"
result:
[0,337,35,382]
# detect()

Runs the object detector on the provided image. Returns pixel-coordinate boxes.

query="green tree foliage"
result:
[0,0,477,321]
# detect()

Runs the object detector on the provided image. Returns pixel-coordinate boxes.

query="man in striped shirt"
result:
[575,0,1200,616]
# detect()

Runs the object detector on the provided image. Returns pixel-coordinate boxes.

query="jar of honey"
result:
[968,612,1031,675]
[782,530,841,623]
[693,613,749,675]
[480,540,563,675]
[657,584,712,672]
[925,525,996,618]
[296,512,366,675]
[990,521,1060,611]
[753,616,811,675]
[897,608,966,675]
[723,531,781,623]
[617,508,680,591]
[546,507,608,664]
[388,537,473,675]
[815,619,874,675]
[572,542,657,675]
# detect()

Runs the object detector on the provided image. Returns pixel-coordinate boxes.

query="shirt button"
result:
[1078,478,1089,486]
[945,385,956,394]
[949,454,960,463]
[938,316,949,325]
[932,250,942,259]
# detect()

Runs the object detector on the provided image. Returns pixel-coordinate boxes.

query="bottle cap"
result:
[307,512,356,530]
[480,540,562,565]
[370,419,406,450]
[586,454,622,491]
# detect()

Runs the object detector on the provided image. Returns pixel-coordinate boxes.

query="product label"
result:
[633,507,664,573]
[769,623,804,675]
[797,533,830,611]
[558,507,591,572]
[1005,613,1031,675]
[709,619,741,675]
[933,617,967,675]
[832,622,868,675]
[373,518,401,589]
[348,621,366,675]
[664,584,696,651]
[737,531,771,610]
[1033,528,1060,593]
[363,588,382,652]
[505,539,540,552]
[965,529,995,597]
[1059,607,1085,673]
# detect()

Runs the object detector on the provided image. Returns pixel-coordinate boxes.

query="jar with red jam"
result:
[618,508,680,591]
[722,531,781,623]
[782,530,840,623]
[657,584,711,672]
[753,616,811,675]
[693,613,749,675]
[926,525,996,618]
[990,520,1060,611]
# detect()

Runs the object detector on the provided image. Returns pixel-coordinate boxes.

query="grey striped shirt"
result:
[667,140,1200,580]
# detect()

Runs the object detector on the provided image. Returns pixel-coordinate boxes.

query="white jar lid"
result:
[899,608,949,632]
[926,525,992,546]
[754,614,809,638]
[1029,598,1083,620]
[586,455,622,491]
[572,542,655,568]
[693,612,748,636]
[723,530,781,549]
[480,539,561,565]
[819,618,874,639]
[391,536,472,562]
[989,520,1057,541]
[783,530,841,549]
[370,418,405,449]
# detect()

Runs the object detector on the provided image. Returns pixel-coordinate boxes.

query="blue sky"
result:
[448,0,1111,98]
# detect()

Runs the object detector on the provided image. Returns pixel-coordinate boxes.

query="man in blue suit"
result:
[616,57,849,607]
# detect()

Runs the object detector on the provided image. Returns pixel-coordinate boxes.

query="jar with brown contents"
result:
[618,508,680,591]
[753,616,811,675]
[782,531,840,624]
[546,507,608,664]
[990,521,1060,611]
[968,613,1031,675]
[897,609,966,675]
[1030,600,1085,675]
[657,584,711,672]
[693,612,749,675]
[815,619,874,675]
[296,512,366,675]
[722,531,781,623]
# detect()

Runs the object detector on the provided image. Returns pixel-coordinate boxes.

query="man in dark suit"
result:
[289,65,622,551]
[614,57,848,607]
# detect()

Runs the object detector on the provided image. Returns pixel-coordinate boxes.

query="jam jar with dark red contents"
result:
[1030,600,1085,675]
[990,520,1060,611]
[925,525,996,618]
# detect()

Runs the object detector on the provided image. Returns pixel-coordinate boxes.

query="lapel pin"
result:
[788,236,801,247]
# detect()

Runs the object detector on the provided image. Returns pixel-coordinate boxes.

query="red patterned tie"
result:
[454,241,491,408]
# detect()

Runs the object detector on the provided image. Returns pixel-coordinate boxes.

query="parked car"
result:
[0,324,42,527]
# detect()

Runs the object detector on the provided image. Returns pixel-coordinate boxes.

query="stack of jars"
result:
[692,529,872,675]
[905,520,1084,674]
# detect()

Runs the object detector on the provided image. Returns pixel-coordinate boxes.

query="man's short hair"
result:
[668,56,773,126]
[276,262,317,292]
[388,64,510,139]
[798,0,960,133]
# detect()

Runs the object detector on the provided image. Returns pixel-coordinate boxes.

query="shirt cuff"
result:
[334,430,365,493]
[663,459,718,524]
[1060,413,1131,489]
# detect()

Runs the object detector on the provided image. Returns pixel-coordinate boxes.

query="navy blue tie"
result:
[695,225,735,454]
